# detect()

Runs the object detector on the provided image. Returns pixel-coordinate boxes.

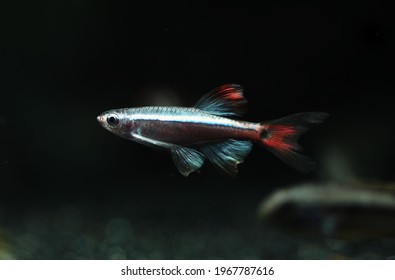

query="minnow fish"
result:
[259,182,395,239]
[97,84,328,176]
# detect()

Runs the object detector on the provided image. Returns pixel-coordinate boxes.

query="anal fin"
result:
[200,139,252,177]
[171,147,205,177]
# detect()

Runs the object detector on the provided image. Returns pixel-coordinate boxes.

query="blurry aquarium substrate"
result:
[2,176,395,260]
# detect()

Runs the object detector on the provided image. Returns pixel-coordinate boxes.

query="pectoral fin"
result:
[171,147,205,177]
[200,139,252,177]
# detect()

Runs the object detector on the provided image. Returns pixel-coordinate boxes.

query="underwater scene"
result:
[1,1,395,259]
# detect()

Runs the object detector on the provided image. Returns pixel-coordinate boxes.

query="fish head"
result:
[97,109,134,139]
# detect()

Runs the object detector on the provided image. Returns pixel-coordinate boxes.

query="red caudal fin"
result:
[259,112,329,172]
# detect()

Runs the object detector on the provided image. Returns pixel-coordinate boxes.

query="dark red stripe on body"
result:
[134,119,259,146]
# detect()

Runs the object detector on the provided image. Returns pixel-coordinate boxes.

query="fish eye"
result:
[106,115,119,126]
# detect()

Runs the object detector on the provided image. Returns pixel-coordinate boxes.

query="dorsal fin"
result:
[194,84,247,117]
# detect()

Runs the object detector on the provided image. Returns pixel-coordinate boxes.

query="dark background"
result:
[1,0,395,259]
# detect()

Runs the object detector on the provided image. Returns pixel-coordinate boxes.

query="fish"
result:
[97,84,328,176]
[259,182,395,239]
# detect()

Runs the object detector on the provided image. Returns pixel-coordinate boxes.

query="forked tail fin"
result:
[259,112,329,172]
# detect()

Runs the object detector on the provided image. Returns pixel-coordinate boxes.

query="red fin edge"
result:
[259,112,328,172]
[261,124,298,151]
[194,84,247,117]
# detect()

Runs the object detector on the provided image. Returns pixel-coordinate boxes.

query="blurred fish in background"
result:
[259,144,395,240]
[259,181,395,239]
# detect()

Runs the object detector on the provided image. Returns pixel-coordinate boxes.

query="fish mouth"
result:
[97,115,103,123]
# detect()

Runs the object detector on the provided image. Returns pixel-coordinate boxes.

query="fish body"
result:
[98,84,328,176]
[99,106,259,146]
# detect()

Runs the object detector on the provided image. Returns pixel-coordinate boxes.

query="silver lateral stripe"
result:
[130,112,246,128]
[131,133,176,149]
